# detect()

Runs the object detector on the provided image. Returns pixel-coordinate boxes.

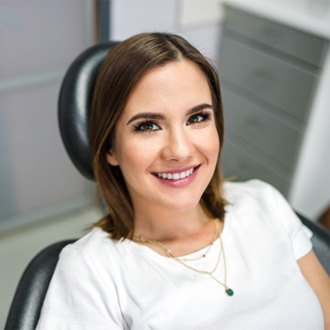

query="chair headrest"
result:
[58,41,119,180]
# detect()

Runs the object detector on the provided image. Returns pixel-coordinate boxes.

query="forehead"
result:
[121,59,212,119]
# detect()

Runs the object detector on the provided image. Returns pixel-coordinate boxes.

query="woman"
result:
[37,33,329,329]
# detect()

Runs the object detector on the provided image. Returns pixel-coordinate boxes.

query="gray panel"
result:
[1,82,90,225]
[0,110,17,220]
[0,1,87,80]
[222,88,303,171]
[223,6,328,67]
[98,0,110,41]
[219,36,317,123]
[221,138,290,196]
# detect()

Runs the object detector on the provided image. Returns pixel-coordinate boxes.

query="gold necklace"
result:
[180,219,218,262]
[133,221,234,296]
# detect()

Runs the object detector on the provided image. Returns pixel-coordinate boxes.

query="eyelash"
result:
[133,111,212,133]
[133,121,160,133]
[187,112,211,126]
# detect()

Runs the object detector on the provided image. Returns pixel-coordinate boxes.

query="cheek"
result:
[207,141,220,165]
[198,126,220,160]
[116,139,158,171]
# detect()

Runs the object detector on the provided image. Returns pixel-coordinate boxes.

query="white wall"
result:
[290,49,330,219]
[110,0,224,63]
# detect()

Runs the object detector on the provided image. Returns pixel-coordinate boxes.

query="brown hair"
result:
[90,32,225,239]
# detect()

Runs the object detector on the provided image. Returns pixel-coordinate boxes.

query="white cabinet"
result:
[219,3,329,210]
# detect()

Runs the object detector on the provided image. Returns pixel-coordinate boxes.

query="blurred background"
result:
[0,0,329,327]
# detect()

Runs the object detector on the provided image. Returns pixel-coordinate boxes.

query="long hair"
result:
[90,32,225,239]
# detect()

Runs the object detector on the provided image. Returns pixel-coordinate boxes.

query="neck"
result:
[133,202,213,242]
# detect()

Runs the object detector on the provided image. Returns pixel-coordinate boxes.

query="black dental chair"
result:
[5,42,330,330]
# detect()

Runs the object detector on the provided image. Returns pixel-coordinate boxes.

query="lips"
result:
[153,165,200,181]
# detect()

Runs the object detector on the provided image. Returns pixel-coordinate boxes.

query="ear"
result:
[106,149,119,166]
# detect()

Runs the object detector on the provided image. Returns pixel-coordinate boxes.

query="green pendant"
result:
[225,288,234,296]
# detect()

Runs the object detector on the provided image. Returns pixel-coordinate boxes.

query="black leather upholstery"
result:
[5,240,75,330]
[58,41,119,180]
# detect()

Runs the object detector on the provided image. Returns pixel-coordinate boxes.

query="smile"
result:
[154,166,199,181]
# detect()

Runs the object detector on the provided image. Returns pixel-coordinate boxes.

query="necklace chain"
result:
[179,220,218,262]
[133,220,234,296]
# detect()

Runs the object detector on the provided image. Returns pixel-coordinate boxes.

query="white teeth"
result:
[157,167,195,180]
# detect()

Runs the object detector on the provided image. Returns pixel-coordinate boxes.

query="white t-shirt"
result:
[36,180,324,329]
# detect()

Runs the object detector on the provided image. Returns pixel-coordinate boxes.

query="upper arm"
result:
[298,250,330,329]
[264,181,329,327]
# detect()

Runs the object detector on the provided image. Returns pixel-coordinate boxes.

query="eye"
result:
[187,112,211,126]
[133,121,160,133]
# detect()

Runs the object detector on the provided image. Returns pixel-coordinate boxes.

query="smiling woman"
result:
[105,59,220,233]
[90,32,225,241]
[36,33,329,330]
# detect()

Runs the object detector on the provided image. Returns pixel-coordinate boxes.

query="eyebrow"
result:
[126,103,213,125]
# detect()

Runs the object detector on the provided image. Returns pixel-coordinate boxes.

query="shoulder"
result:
[223,179,276,210]
[71,226,113,253]
[57,227,123,278]
[223,179,280,230]
[64,226,119,255]
[223,179,312,259]
[223,178,292,222]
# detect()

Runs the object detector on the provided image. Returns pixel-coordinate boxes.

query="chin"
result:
[160,195,202,213]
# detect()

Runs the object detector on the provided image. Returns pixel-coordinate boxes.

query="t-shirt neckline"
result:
[121,212,230,262]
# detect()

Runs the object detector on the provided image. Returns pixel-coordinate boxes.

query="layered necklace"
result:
[133,220,234,296]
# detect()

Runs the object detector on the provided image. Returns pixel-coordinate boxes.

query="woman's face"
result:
[107,59,220,214]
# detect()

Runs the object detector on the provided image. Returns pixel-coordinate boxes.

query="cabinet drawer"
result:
[219,36,317,122]
[221,138,290,196]
[222,88,302,171]
[223,6,328,67]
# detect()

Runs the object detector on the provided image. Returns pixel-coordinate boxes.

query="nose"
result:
[161,127,194,162]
